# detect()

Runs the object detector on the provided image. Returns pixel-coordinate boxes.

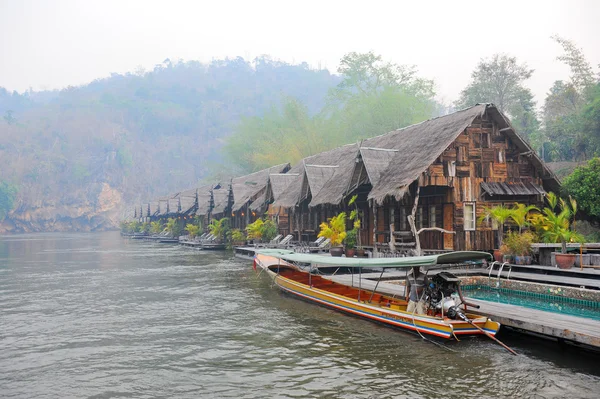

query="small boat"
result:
[254,250,511,351]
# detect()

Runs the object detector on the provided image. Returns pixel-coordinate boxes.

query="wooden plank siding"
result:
[415,115,545,251]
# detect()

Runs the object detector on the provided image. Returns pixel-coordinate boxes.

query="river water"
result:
[1,232,599,399]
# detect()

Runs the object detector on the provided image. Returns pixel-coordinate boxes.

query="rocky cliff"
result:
[0,183,123,233]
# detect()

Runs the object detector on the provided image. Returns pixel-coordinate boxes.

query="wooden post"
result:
[371,199,377,256]
[389,205,395,253]
[409,186,422,255]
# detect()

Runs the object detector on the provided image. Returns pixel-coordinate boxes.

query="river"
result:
[1,232,599,398]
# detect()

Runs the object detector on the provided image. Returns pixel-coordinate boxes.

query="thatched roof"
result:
[309,144,360,207]
[249,192,267,212]
[270,173,300,201]
[231,163,290,211]
[366,104,561,204]
[367,105,488,203]
[271,163,305,208]
[273,145,357,208]
[211,186,230,216]
[195,185,214,216]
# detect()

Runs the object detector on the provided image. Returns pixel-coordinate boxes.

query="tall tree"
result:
[225,52,438,172]
[455,54,539,140]
[542,37,599,161]
[326,52,436,143]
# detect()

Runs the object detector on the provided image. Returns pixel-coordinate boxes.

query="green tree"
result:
[0,181,17,220]
[326,51,436,144]
[225,52,437,172]
[542,37,599,161]
[563,158,600,222]
[455,54,539,141]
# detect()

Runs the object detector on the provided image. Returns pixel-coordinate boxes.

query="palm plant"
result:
[509,203,539,233]
[318,212,347,246]
[532,192,584,254]
[478,205,513,248]
[185,223,200,239]
[208,218,229,241]
[165,218,177,237]
[348,195,362,248]
[245,218,265,240]
[150,221,163,235]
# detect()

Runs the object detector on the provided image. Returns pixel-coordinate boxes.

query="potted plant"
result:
[348,195,365,257]
[504,231,534,265]
[246,217,278,243]
[246,218,264,242]
[185,223,200,239]
[344,228,357,257]
[531,193,584,269]
[318,212,347,257]
[479,205,513,262]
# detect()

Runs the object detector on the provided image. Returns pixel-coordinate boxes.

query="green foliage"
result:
[344,228,357,249]
[0,181,17,220]
[185,223,200,238]
[509,204,539,233]
[530,192,584,253]
[455,54,539,141]
[541,38,599,161]
[504,231,535,256]
[563,158,600,221]
[478,205,513,247]
[165,218,182,237]
[245,217,278,242]
[231,228,246,242]
[208,218,229,240]
[318,212,347,246]
[261,219,278,242]
[127,220,141,233]
[150,221,163,234]
[140,222,150,233]
[226,52,437,172]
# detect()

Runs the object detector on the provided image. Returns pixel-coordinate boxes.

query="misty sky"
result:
[1,0,598,107]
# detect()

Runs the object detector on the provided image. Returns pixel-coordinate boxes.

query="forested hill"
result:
[0,57,341,232]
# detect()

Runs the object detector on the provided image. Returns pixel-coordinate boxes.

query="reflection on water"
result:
[1,232,599,398]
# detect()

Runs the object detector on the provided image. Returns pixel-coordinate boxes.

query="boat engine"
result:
[426,272,464,319]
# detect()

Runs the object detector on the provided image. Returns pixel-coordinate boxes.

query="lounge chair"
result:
[277,234,294,247]
[270,234,283,244]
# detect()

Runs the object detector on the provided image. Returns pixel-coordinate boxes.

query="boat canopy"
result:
[256,249,491,269]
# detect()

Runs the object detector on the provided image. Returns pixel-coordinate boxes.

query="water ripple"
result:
[1,232,599,398]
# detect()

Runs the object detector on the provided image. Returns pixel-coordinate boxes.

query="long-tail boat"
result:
[253,249,510,349]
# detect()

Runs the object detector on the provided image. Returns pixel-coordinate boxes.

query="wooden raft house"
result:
[129,104,560,253]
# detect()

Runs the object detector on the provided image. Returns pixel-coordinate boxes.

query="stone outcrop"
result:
[0,183,123,233]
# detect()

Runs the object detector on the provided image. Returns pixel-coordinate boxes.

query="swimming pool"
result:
[462,285,600,321]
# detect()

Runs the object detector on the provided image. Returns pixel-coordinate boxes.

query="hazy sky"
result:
[1,0,598,106]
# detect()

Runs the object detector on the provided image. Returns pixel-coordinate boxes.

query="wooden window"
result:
[464,203,476,231]
[429,205,437,228]
[399,208,407,231]
[416,207,423,230]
